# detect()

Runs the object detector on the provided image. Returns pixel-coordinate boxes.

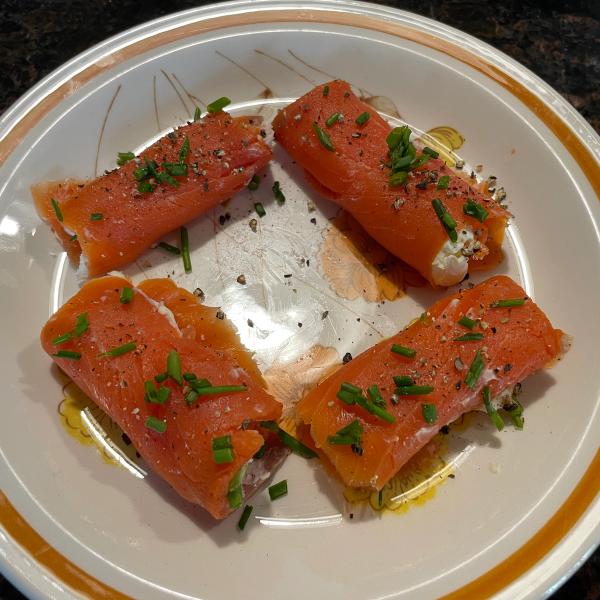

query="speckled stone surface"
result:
[0,1,598,599]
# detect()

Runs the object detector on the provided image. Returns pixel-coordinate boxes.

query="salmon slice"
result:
[272,81,510,287]
[297,275,566,491]
[33,112,271,278]
[40,275,282,519]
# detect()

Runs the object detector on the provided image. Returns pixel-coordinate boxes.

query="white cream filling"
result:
[431,227,474,286]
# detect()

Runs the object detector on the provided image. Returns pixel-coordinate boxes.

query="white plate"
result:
[1,1,599,598]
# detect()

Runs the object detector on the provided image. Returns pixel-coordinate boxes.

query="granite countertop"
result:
[0,1,598,598]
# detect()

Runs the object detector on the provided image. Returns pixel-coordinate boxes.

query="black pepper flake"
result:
[248,319,254,327]
[310,217,317,224]
[448,473,455,479]
[349,513,354,519]
[491,326,497,334]
[415,180,428,190]
[298,322,303,328]
[216,310,225,320]
[193,288,205,300]
[121,433,132,445]
[342,352,353,364]
[351,443,363,455]
[237,274,247,285]
[440,425,450,435]
[283,273,292,278]
[455,381,462,390]
[321,311,329,320]
[503,364,513,373]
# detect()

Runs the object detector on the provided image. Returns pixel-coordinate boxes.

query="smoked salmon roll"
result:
[272,81,509,287]
[33,107,271,278]
[297,275,566,491]
[40,275,283,519]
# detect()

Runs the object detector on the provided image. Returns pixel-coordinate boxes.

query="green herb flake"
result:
[90,213,103,221]
[206,96,231,113]
[158,241,181,255]
[52,350,81,360]
[268,480,288,501]
[117,151,135,166]
[272,181,286,205]
[260,421,317,459]
[391,344,416,358]
[355,111,370,126]
[482,386,504,431]
[193,106,202,121]
[178,135,190,163]
[325,112,341,127]
[50,198,63,223]
[322,85,329,97]
[180,226,192,273]
[464,350,485,389]
[431,198,458,242]
[101,341,136,357]
[491,298,526,308]
[458,315,477,330]
[395,385,434,396]
[312,122,335,152]
[237,505,253,531]
[166,350,182,385]
[247,174,261,191]
[120,287,134,304]
[393,375,414,387]
[454,333,484,342]
[52,332,72,346]
[436,175,450,190]
[463,199,489,223]
[421,403,438,424]
[254,202,266,218]
[422,146,439,158]
[74,313,89,337]
[145,416,167,434]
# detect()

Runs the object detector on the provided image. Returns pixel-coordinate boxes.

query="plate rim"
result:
[0,1,598,598]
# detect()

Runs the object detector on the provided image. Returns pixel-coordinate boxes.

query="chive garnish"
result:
[185,389,199,405]
[212,435,234,463]
[464,350,485,389]
[336,390,358,405]
[120,287,133,304]
[391,344,416,358]
[70,234,77,241]
[272,181,285,205]
[327,419,363,449]
[101,341,136,357]
[436,175,450,190]
[505,399,524,430]
[491,298,526,308]
[52,350,81,360]
[422,146,439,158]
[367,384,386,408]
[117,151,135,166]
[190,385,247,397]
[454,333,484,342]
[207,97,231,113]
[50,198,63,222]
[163,163,187,177]
[137,181,154,194]
[463,199,489,223]
[52,332,72,345]
[178,135,190,163]
[183,372,197,382]
[432,199,458,242]
[312,122,335,151]
[228,486,243,509]
[396,385,434,395]
[482,386,504,431]
[260,421,317,459]
[340,381,362,395]
[325,112,341,127]
[156,386,170,404]
[180,226,192,273]
[393,375,415,387]
[145,416,167,433]
[157,241,180,255]
[421,403,438,424]
[154,372,168,383]
[389,171,408,187]
[90,213,103,221]
[74,313,89,337]
[268,480,288,501]
[322,85,329,97]
[194,106,201,121]
[254,202,266,218]
[355,111,370,126]
[166,350,182,384]
[458,315,477,330]
[368,403,395,424]
[144,381,159,403]
[238,505,253,530]
[247,175,261,191]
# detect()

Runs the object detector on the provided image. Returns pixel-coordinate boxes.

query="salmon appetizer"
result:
[297,275,566,491]
[40,275,284,519]
[33,104,271,278]
[272,81,510,287]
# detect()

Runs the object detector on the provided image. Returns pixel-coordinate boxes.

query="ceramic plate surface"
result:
[0,1,599,599]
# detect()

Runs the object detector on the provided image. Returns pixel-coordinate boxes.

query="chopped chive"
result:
[389,171,408,187]
[340,381,362,395]
[185,389,198,405]
[52,350,81,360]
[432,198,458,242]
[254,202,266,218]
[50,198,63,222]
[367,384,386,408]
[253,444,266,459]
[145,416,167,433]
[322,85,329,97]
[212,435,232,451]
[410,154,430,170]
[312,122,335,152]
[190,378,212,391]
[166,350,182,385]
[268,480,288,501]
[137,181,154,194]
[237,505,253,530]
[90,213,103,221]
[391,344,416,358]
[191,385,247,397]
[396,385,434,395]
[144,380,159,403]
[178,135,190,163]
[183,372,197,382]
[193,106,201,121]
[228,486,243,509]
[272,181,285,205]
[386,126,410,150]
[163,162,188,177]
[325,112,341,127]
[154,372,168,383]
[464,350,485,389]
[454,333,484,342]
[158,241,180,255]
[117,151,135,166]
[458,315,477,330]
[213,448,235,464]
[101,341,136,357]
[482,386,504,431]
[70,234,77,241]
[327,419,363,446]
[133,166,148,181]
[336,390,358,405]
[393,375,414,387]
[436,175,450,189]
[247,174,261,191]
[355,111,370,126]
[422,146,439,158]
[491,298,526,308]
[463,199,489,223]
[180,226,192,273]
[504,399,524,430]
[369,403,395,424]
[74,312,89,337]
[260,421,317,459]
[421,403,438,423]
[206,96,231,113]
[156,386,170,404]
[120,287,134,304]
[52,332,72,345]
